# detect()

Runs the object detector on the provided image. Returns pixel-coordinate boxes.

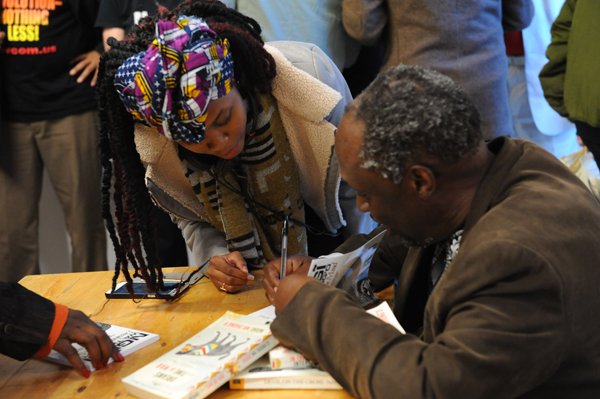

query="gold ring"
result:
[219,282,227,292]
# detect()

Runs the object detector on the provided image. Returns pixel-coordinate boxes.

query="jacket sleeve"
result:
[539,0,575,118]
[269,40,374,237]
[502,0,534,32]
[272,241,567,399]
[300,43,375,238]
[342,0,387,46]
[310,45,376,238]
[0,282,55,361]
[282,41,353,127]
[175,217,229,273]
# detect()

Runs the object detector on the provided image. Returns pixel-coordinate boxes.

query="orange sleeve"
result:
[35,304,69,359]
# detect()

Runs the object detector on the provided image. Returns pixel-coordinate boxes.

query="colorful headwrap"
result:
[114,15,234,144]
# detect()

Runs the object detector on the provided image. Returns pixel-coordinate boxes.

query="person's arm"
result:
[176,218,229,272]
[176,218,254,292]
[0,282,121,377]
[68,0,104,86]
[0,282,55,361]
[502,0,534,32]
[342,0,387,46]
[271,242,566,399]
[502,0,535,32]
[102,27,125,51]
[539,0,575,118]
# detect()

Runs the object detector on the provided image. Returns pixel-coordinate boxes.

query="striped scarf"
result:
[179,93,306,266]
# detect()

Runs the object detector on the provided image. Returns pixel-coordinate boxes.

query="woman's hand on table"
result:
[53,309,123,378]
[262,255,314,304]
[206,251,254,293]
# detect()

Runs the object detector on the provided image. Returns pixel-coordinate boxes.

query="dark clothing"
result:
[95,0,181,31]
[0,0,102,122]
[272,137,600,399]
[0,282,55,361]
[575,121,600,169]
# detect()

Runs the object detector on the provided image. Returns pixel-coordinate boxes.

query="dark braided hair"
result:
[96,0,277,299]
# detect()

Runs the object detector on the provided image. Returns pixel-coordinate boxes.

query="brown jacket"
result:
[272,137,600,399]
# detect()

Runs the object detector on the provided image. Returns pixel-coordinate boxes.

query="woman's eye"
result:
[214,110,231,127]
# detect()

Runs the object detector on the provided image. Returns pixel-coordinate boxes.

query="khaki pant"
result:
[0,111,107,282]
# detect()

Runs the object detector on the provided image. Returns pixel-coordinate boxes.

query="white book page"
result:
[307,230,386,287]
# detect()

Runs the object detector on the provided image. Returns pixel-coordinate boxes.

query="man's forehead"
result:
[336,113,365,154]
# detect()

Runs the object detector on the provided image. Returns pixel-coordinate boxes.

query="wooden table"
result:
[0,268,354,399]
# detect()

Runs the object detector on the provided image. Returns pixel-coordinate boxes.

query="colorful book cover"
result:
[45,322,160,371]
[121,311,278,399]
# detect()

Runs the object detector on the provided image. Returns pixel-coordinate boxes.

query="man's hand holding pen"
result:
[262,213,323,312]
[262,255,314,305]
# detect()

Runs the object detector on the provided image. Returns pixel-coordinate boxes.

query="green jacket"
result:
[539,0,600,127]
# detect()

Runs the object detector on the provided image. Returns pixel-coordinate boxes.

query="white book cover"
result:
[269,345,312,369]
[45,321,160,371]
[229,355,342,390]
[122,311,279,399]
[307,230,386,307]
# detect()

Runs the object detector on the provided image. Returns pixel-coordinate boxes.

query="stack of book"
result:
[229,353,342,390]
[121,311,278,399]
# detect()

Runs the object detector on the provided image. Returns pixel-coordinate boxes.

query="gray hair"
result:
[349,64,482,183]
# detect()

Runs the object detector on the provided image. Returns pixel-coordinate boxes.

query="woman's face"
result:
[178,87,247,159]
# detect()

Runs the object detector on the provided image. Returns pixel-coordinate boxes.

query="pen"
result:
[280,216,289,279]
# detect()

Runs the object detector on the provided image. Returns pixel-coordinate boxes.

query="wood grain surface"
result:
[0,268,356,399]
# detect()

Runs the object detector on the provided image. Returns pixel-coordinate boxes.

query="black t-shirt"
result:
[0,1,100,122]
[95,0,181,32]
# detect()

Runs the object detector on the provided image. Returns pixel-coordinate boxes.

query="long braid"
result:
[96,0,279,299]
[97,36,169,298]
[97,54,126,292]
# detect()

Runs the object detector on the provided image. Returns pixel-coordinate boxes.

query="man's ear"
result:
[407,165,436,200]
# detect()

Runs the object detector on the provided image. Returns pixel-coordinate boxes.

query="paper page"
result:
[248,305,276,320]
[366,301,406,334]
[307,230,386,287]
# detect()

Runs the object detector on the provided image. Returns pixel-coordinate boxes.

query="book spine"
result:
[230,376,342,390]
[270,351,312,370]
[186,336,279,399]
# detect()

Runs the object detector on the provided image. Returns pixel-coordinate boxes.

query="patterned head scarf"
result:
[114,15,234,144]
